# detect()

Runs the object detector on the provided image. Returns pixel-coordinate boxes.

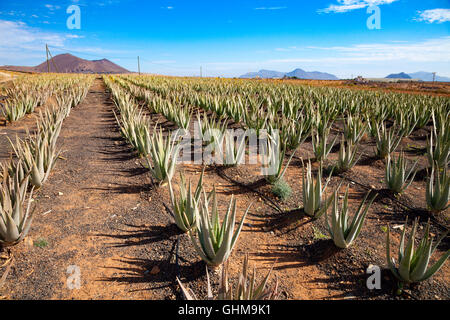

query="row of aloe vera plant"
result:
[112,74,448,297]
[127,74,448,214]
[1,74,91,123]
[120,75,447,211]
[0,75,93,247]
[105,75,279,300]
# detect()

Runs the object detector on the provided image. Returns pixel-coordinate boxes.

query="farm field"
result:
[276,79,450,97]
[0,73,449,301]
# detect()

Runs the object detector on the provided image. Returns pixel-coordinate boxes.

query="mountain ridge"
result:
[406,71,450,82]
[1,53,129,74]
[240,68,339,80]
[386,72,411,79]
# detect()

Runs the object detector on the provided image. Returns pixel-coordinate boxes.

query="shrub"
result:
[271,178,292,201]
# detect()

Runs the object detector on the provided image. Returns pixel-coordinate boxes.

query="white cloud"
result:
[44,4,61,11]
[0,19,129,65]
[203,37,450,75]
[416,9,450,23]
[0,20,65,50]
[66,34,85,39]
[272,37,450,63]
[318,0,398,14]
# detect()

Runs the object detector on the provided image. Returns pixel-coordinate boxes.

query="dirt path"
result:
[2,79,176,299]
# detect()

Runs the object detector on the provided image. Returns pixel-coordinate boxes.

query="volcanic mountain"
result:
[1,53,129,74]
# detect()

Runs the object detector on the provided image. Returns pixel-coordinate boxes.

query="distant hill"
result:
[240,68,339,80]
[383,71,450,82]
[407,71,450,82]
[285,68,339,80]
[240,69,286,79]
[1,53,129,74]
[386,72,411,79]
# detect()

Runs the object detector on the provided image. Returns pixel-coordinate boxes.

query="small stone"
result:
[24,237,33,247]
[58,192,64,196]
[150,266,160,275]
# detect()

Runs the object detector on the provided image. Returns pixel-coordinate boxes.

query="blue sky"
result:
[0,0,449,78]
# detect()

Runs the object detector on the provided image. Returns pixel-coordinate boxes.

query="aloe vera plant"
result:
[262,130,295,184]
[312,127,337,162]
[426,163,449,212]
[2,99,26,123]
[335,135,361,173]
[325,186,376,249]
[412,104,432,129]
[196,112,227,147]
[145,127,181,187]
[10,129,62,189]
[395,109,418,137]
[427,130,449,169]
[343,114,366,145]
[224,130,246,167]
[385,153,417,194]
[114,108,151,158]
[169,101,192,129]
[177,254,278,300]
[55,95,74,118]
[207,124,228,155]
[374,123,403,159]
[189,188,250,267]
[386,218,449,286]
[277,115,311,150]
[301,160,333,219]
[0,162,34,247]
[168,169,204,232]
